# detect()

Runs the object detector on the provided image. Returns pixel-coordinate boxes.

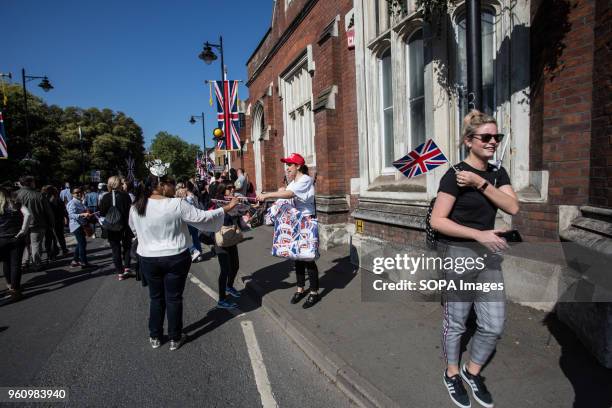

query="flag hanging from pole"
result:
[392,139,448,178]
[213,80,241,151]
[0,111,8,159]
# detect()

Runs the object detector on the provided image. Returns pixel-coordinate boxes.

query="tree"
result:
[0,83,146,186]
[149,131,200,180]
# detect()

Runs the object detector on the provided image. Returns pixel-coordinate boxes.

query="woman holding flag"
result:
[256,153,320,309]
[430,110,519,408]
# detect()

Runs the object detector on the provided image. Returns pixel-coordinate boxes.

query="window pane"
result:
[384,109,394,167]
[408,31,424,99]
[407,30,425,148]
[381,49,393,109]
[410,97,426,147]
[380,48,394,168]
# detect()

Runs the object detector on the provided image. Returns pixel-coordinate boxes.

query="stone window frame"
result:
[251,101,266,193]
[355,0,539,205]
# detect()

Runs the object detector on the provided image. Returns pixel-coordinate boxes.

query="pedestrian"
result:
[0,188,30,301]
[100,176,133,280]
[256,153,320,308]
[430,110,519,408]
[129,176,239,350]
[66,188,94,269]
[46,186,69,257]
[175,182,204,262]
[16,176,55,270]
[234,168,248,196]
[122,179,136,203]
[59,182,72,204]
[208,172,222,200]
[210,183,245,309]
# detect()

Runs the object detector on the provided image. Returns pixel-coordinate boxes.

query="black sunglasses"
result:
[471,133,504,143]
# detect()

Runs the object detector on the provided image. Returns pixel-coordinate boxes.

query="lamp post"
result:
[199,36,230,169]
[21,68,53,142]
[189,112,207,152]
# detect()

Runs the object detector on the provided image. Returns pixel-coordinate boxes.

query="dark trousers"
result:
[72,227,87,264]
[140,251,191,341]
[0,238,26,291]
[215,245,239,301]
[295,260,319,291]
[54,223,68,252]
[108,230,132,273]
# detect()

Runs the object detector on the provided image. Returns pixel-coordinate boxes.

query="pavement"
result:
[212,225,612,408]
[0,236,352,408]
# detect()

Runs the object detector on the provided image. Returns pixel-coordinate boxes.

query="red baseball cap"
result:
[280,153,305,166]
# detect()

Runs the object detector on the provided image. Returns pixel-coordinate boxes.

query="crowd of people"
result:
[1,110,519,406]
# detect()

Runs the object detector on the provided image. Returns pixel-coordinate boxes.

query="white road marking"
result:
[188,273,218,301]
[241,320,278,408]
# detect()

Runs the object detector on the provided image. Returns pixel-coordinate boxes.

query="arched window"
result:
[251,104,265,193]
[379,47,394,169]
[406,29,425,148]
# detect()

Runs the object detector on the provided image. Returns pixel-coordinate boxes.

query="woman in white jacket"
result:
[129,176,238,351]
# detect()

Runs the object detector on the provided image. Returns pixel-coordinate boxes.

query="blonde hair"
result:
[462,110,497,140]
[107,176,122,191]
[0,189,7,216]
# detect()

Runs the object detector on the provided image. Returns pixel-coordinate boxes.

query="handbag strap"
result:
[112,190,116,207]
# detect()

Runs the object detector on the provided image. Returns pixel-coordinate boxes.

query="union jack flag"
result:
[0,111,7,159]
[214,80,241,151]
[393,139,448,178]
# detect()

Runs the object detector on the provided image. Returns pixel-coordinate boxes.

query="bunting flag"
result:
[213,80,241,151]
[196,152,209,180]
[0,111,8,159]
[392,139,448,178]
[208,81,213,106]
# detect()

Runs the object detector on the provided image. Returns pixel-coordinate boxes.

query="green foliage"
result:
[149,131,201,180]
[0,83,146,185]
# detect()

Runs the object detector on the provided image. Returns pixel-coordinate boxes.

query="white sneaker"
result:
[191,250,201,262]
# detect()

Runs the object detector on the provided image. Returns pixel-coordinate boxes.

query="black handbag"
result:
[102,191,123,232]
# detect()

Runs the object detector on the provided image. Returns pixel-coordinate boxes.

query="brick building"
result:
[239,0,611,302]
[239,0,359,248]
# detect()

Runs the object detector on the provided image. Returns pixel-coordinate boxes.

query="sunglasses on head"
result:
[471,133,504,143]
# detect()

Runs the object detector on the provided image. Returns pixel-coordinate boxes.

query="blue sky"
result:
[3,0,273,149]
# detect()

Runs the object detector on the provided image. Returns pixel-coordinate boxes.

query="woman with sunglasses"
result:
[66,188,95,268]
[256,153,320,308]
[430,110,519,408]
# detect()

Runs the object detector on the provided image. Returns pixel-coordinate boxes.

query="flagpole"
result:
[79,126,84,185]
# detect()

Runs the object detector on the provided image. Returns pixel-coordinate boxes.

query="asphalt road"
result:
[0,238,353,408]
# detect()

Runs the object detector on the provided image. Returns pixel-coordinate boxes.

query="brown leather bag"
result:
[214,224,243,247]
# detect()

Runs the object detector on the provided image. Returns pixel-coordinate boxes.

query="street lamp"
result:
[21,68,54,142]
[189,112,207,152]
[199,36,227,167]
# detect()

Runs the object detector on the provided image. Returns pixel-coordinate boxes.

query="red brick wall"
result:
[515,0,596,241]
[243,0,359,212]
[589,0,612,207]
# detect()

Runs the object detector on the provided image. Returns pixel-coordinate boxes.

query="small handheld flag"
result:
[0,111,8,159]
[392,139,448,178]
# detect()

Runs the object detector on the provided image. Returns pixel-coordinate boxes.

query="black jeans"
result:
[72,227,87,264]
[108,229,132,273]
[140,251,191,341]
[54,223,68,252]
[0,237,26,291]
[295,260,319,291]
[215,245,239,301]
